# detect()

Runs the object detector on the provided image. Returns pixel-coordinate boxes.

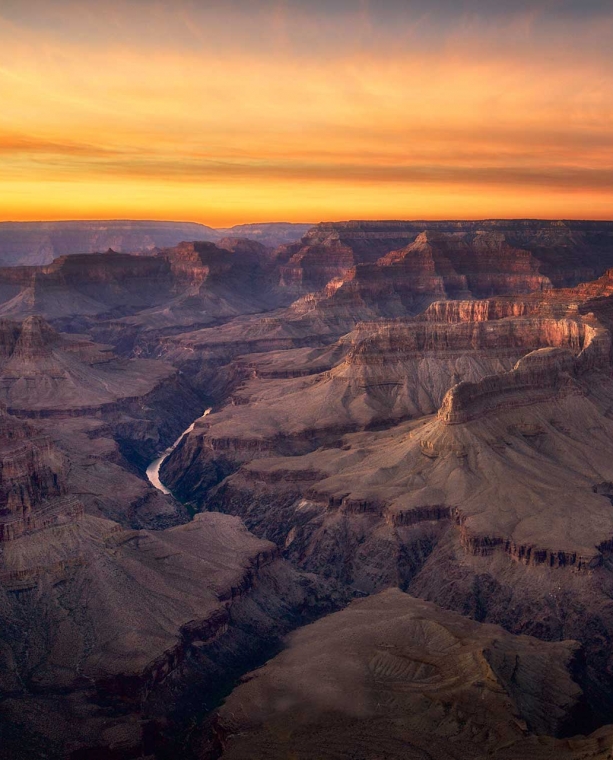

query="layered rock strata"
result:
[0,240,283,332]
[161,310,603,502]
[0,315,204,529]
[275,220,613,295]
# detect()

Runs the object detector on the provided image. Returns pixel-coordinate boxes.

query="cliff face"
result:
[274,221,613,298]
[0,314,181,415]
[0,391,341,758]
[158,268,613,731]
[0,252,174,320]
[175,344,613,730]
[0,240,284,330]
[0,407,74,542]
[268,224,613,338]
[187,304,613,575]
[154,222,613,373]
[0,504,339,758]
[0,315,204,532]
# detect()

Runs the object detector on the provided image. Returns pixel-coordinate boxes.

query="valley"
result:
[3,219,613,758]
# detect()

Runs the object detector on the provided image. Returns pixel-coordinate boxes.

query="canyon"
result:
[3,220,613,759]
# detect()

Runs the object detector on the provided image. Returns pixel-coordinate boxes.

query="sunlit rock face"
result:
[159,258,613,734]
[274,220,613,295]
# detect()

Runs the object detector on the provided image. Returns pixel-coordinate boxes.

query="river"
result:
[146,408,211,495]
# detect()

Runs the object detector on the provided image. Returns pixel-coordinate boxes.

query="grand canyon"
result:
[3,1,613,758]
[1,219,613,758]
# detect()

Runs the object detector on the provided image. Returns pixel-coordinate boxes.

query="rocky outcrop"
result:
[0,240,285,333]
[7,219,613,758]
[437,320,610,425]
[0,315,190,417]
[278,236,358,291]
[0,316,204,531]
[0,252,174,320]
[161,309,605,506]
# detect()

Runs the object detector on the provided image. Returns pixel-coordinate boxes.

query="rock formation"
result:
[212,590,613,760]
[0,406,75,542]
[0,315,205,532]
[0,220,311,267]
[160,309,604,500]
[275,220,613,295]
[159,264,613,728]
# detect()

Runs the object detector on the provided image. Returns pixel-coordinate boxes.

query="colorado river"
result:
[146,408,211,495]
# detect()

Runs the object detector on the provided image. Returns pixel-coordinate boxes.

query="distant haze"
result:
[0,221,314,267]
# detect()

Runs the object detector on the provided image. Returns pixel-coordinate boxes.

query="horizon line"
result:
[1,217,613,228]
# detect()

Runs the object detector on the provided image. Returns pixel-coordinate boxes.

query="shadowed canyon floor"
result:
[4,220,613,758]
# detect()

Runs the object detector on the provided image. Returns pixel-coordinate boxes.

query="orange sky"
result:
[0,1,612,225]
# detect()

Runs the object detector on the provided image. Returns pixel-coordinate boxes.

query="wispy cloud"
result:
[0,0,611,223]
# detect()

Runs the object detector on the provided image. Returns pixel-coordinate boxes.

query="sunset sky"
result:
[1,0,612,225]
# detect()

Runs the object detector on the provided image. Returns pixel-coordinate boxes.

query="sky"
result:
[0,0,612,225]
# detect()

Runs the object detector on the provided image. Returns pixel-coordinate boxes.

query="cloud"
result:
[0,0,611,222]
[0,134,129,157]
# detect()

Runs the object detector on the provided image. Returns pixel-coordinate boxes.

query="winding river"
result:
[146,408,211,495]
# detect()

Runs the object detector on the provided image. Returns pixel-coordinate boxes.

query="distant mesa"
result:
[0,220,313,267]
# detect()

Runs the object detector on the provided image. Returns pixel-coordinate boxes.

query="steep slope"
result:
[116,239,285,335]
[159,273,613,725]
[0,242,290,345]
[159,220,613,389]
[271,223,613,327]
[5,220,613,759]
[0,252,173,320]
[0,315,203,528]
[0,406,74,542]
[0,315,178,414]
